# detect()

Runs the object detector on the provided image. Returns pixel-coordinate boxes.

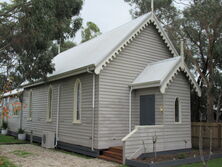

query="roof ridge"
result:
[55,13,151,59]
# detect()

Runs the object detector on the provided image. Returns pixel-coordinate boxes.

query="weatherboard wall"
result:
[22,73,99,149]
[163,72,192,146]
[98,23,173,149]
[123,72,192,159]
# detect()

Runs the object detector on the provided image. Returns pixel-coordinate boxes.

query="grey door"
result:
[140,95,155,125]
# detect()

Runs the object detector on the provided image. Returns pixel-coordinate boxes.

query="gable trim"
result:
[160,62,201,97]
[94,12,179,74]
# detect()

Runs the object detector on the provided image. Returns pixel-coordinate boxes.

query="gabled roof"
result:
[130,57,201,97]
[50,12,179,78]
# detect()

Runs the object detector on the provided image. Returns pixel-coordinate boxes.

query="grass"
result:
[0,134,26,144]
[0,156,17,167]
[175,158,222,167]
[120,158,222,167]
[11,150,33,158]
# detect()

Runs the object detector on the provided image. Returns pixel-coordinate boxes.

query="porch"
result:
[120,57,201,164]
[122,124,191,163]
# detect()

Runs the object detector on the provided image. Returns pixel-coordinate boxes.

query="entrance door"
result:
[140,95,155,125]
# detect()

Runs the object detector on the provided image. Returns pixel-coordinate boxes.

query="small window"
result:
[175,97,180,122]
[47,86,53,122]
[73,79,82,123]
[28,90,32,120]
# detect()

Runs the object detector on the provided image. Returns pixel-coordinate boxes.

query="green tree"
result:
[50,41,76,56]
[125,0,222,122]
[81,21,101,43]
[124,0,181,52]
[182,0,222,122]
[124,0,178,24]
[0,0,83,82]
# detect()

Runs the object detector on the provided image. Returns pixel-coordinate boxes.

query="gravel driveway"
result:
[0,144,120,167]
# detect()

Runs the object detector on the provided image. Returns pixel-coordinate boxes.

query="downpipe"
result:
[55,84,61,147]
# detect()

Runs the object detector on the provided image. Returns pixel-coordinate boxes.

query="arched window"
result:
[175,97,180,122]
[47,86,53,122]
[73,79,81,123]
[28,90,32,120]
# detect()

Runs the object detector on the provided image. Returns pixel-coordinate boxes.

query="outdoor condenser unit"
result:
[41,131,55,149]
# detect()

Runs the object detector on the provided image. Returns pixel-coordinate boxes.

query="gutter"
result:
[23,64,95,89]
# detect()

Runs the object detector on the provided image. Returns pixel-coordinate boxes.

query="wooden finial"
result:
[151,0,154,13]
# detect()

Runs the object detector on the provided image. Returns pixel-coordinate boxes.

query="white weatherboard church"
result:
[5,6,201,164]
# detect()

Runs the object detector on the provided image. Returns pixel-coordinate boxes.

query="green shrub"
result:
[17,128,25,134]
[1,121,8,130]
[176,153,187,159]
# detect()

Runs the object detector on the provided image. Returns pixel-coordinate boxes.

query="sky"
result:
[74,0,132,43]
[2,0,190,43]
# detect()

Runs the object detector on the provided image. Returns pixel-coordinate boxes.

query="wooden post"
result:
[218,124,221,148]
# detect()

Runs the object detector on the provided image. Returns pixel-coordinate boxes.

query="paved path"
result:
[0,144,120,167]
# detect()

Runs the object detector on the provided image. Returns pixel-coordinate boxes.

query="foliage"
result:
[12,150,32,158]
[181,0,222,121]
[60,41,76,53]
[1,121,8,130]
[50,40,76,55]
[0,0,83,83]
[125,0,222,122]
[17,128,25,134]
[124,0,178,26]
[81,22,101,43]
[176,153,187,159]
[0,156,17,167]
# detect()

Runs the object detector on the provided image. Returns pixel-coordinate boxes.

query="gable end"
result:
[95,14,179,74]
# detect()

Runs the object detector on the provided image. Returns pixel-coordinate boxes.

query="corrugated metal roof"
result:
[132,57,181,86]
[50,13,152,77]
[131,57,201,97]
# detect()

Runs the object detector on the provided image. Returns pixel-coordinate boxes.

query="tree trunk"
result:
[207,49,214,122]
[207,86,214,122]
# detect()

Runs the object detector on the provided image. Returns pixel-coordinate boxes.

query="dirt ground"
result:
[0,144,119,167]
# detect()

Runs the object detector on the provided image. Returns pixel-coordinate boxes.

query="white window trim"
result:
[27,90,32,121]
[73,79,82,124]
[46,85,53,122]
[174,97,182,124]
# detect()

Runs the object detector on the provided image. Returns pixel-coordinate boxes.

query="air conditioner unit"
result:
[42,131,55,149]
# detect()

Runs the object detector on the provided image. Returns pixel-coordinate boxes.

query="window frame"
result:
[46,85,53,122]
[73,79,82,124]
[28,90,32,121]
[174,97,181,123]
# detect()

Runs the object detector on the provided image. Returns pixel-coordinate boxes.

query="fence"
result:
[192,122,222,149]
